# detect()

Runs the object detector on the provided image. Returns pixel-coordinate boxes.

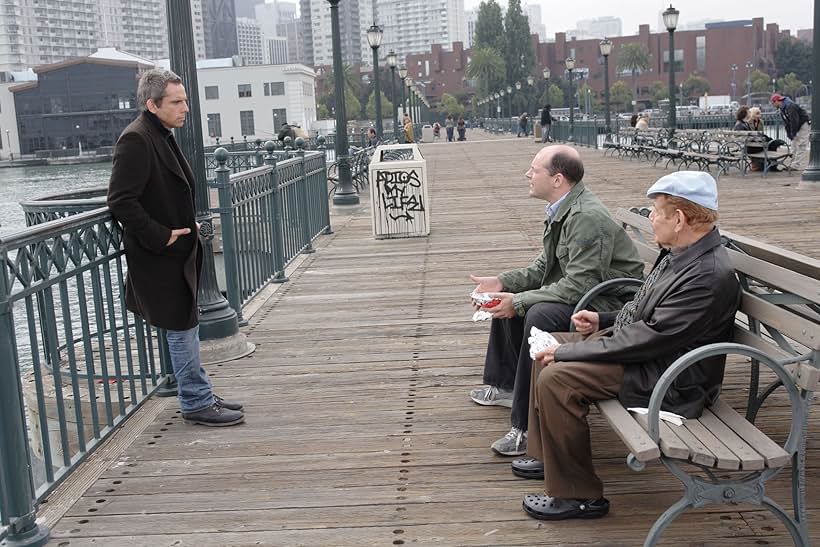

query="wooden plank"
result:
[740,292,820,350]
[728,249,820,307]
[699,408,764,470]
[721,229,820,280]
[631,411,690,460]
[595,399,660,462]
[683,418,740,470]
[709,399,791,468]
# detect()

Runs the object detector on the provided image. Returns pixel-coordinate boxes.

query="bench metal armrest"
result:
[572,277,644,319]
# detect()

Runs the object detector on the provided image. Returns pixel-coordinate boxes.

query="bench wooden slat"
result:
[740,292,820,351]
[708,399,791,468]
[631,412,689,460]
[683,418,741,470]
[660,417,716,467]
[698,409,763,470]
[733,327,819,392]
[721,230,820,280]
[596,400,660,462]
[728,249,820,307]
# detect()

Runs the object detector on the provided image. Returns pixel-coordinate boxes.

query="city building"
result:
[203,0,239,59]
[524,4,547,42]
[405,42,469,103]
[236,17,265,65]
[465,9,478,48]
[195,61,317,144]
[378,0,467,63]
[0,0,171,73]
[300,0,371,67]
[570,16,623,40]
[265,37,289,64]
[234,0,266,19]
[255,1,304,64]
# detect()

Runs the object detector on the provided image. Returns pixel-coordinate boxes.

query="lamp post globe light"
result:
[327,0,357,205]
[566,57,576,143]
[366,24,384,139]
[599,37,613,143]
[387,49,397,139]
[745,61,754,106]
[771,77,777,94]
[663,4,679,136]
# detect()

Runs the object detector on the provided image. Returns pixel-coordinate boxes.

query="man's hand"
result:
[470,274,502,293]
[534,343,560,366]
[484,292,516,319]
[166,227,192,246]
[571,310,599,335]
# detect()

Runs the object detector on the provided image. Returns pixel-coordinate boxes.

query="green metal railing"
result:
[0,209,173,545]
[209,142,330,322]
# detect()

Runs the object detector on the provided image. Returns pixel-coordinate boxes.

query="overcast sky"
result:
[462,0,812,37]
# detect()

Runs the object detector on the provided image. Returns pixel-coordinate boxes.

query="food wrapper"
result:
[470,289,501,308]
[626,407,686,426]
[528,326,558,359]
[472,310,494,322]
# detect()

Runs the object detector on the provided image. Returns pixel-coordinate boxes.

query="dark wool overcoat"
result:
[107,112,202,331]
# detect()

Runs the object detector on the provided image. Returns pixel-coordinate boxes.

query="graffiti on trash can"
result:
[376,169,426,222]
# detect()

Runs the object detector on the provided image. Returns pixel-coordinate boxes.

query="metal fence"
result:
[0,208,172,544]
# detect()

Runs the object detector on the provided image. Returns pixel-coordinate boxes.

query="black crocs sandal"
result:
[523,494,609,520]
[511,457,544,480]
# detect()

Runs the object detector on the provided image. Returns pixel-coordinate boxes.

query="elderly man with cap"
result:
[770,93,810,172]
[512,171,741,521]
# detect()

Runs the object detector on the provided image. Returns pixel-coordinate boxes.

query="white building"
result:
[378,0,467,62]
[465,9,478,48]
[265,37,289,64]
[571,16,623,40]
[196,62,317,144]
[523,4,547,42]
[236,17,265,65]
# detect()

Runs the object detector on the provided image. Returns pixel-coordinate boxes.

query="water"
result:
[0,163,112,237]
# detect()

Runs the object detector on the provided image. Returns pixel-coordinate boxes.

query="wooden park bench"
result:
[572,208,820,546]
[744,133,793,176]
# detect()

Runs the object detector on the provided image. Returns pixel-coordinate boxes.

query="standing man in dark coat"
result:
[107,69,244,427]
[513,171,741,521]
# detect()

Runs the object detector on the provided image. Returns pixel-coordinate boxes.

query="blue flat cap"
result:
[646,171,718,211]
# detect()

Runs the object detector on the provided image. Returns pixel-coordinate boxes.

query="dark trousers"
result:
[482,301,574,430]
[528,331,624,499]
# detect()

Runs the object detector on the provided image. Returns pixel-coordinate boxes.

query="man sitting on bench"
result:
[514,171,741,521]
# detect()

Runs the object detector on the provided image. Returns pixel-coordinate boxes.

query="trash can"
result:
[421,124,434,142]
[369,143,430,239]
[533,122,542,142]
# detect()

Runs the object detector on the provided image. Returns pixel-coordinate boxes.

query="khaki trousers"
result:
[527,332,624,499]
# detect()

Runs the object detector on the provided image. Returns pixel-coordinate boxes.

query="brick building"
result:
[405,18,790,109]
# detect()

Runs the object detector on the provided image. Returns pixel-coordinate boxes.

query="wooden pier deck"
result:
[43,135,819,546]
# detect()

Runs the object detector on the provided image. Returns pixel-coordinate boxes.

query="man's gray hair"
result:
[137,69,183,111]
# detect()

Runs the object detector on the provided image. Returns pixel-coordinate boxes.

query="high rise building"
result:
[0,0,175,73]
[190,0,208,60]
[203,0,239,59]
[572,16,623,39]
[236,17,264,65]
[465,9,478,48]
[378,0,467,64]
[300,0,373,67]
[524,3,547,42]
[234,0,266,19]
[265,37,289,64]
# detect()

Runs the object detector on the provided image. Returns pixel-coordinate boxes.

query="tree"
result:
[649,81,669,107]
[503,0,535,85]
[467,47,505,97]
[324,63,361,98]
[344,88,361,122]
[777,72,805,98]
[317,104,330,119]
[473,0,504,53]
[441,93,465,117]
[615,43,651,112]
[681,74,711,99]
[775,37,812,82]
[365,91,393,120]
[609,80,633,113]
[750,69,772,93]
[538,83,564,109]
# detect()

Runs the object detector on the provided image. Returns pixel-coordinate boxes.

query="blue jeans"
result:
[166,325,214,413]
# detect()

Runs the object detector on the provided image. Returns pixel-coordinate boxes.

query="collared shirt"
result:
[545,192,569,222]
[144,110,172,137]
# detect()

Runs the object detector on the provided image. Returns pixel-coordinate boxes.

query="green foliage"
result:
[539,83,564,109]
[503,0,535,84]
[325,63,361,98]
[649,81,669,107]
[681,74,711,98]
[441,93,465,117]
[750,69,772,93]
[616,43,651,112]
[775,37,812,82]
[609,80,633,113]
[317,104,330,119]
[344,87,361,122]
[776,72,806,98]
[473,0,504,52]
[467,47,506,97]
[366,91,393,120]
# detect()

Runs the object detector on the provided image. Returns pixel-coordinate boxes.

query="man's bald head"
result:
[535,145,584,184]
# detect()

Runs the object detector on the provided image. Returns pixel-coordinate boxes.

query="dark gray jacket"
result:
[556,228,741,418]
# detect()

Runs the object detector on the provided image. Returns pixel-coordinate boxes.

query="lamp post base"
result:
[2,523,50,547]
[332,191,361,206]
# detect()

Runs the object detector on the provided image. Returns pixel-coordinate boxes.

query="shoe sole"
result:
[523,501,609,521]
[183,416,245,427]
[471,397,513,408]
[491,445,527,457]
[511,466,544,480]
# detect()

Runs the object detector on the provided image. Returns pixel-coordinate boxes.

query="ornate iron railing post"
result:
[211,148,244,325]
[295,138,315,255]
[0,253,50,546]
[254,139,264,167]
[264,141,289,283]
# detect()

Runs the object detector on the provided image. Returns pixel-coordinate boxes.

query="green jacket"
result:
[498,181,644,316]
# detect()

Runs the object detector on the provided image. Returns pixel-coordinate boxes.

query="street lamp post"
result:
[495,92,501,124]
[730,64,738,103]
[566,57,575,143]
[387,50,397,140]
[366,24,384,139]
[745,61,754,105]
[515,80,522,118]
[75,124,82,156]
[5,128,11,161]
[327,0,357,205]
[527,75,534,125]
[499,88,505,119]
[771,77,777,94]
[663,4,679,136]
[799,1,820,188]
[398,66,407,141]
[506,85,513,132]
[600,38,612,143]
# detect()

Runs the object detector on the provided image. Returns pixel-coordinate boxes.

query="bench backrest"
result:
[615,208,820,392]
